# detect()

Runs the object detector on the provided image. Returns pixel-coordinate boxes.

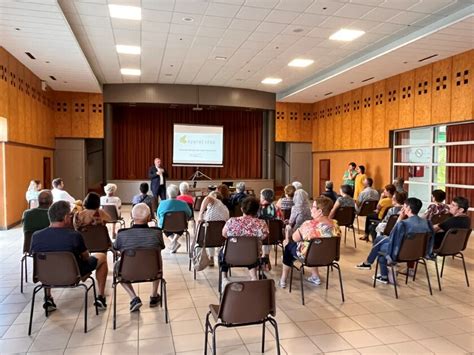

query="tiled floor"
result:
[0,207,473,354]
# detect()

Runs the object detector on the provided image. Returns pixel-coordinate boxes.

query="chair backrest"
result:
[224,236,260,266]
[334,207,355,227]
[230,204,243,218]
[101,204,120,221]
[383,214,399,236]
[397,232,430,262]
[430,213,452,225]
[23,231,34,254]
[281,209,291,221]
[304,237,340,266]
[80,225,112,253]
[162,211,188,232]
[195,220,226,248]
[218,279,275,324]
[264,219,284,245]
[246,189,255,197]
[33,252,81,286]
[194,195,205,211]
[358,200,378,216]
[437,228,472,255]
[117,248,163,282]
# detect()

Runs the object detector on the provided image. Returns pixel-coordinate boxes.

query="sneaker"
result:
[221,277,230,291]
[307,276,321,285]
[372,275,389,284]
[94,295,107,310]
[279,280,287,289]
[149,295,161,308]
[356,262,372,270]
[208,258,214,267]
[43,297,57,312]
[130,297,142,312]
[171,242,181,254]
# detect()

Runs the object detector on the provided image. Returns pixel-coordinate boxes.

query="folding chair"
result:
[20,231,34,293]
[333,207,356,248]
[81,224,117,261]
[356,200,378,234]
[263,219,285,266]
[162,211,191,252]
[101,205,126,237]
[190,220,226,276]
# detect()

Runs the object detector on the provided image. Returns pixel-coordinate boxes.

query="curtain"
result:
[112,106,263,180]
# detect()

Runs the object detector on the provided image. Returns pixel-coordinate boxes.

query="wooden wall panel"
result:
[373,80,386,148]
[23,69,33,145]
[54,92,72,137]
[399,70,415,128]
[7,55,18,142]
[89,93,104,138]
[318,99,327,151]
[341,91,352,150]
[451,49,473,122]
[286,103,301,142]
[361,84,374,149]
[312,102,318,151]
[71,93,89,137]
[0,48,8,119]
[300,103,312,142]
[30,75,42,146]
[275,102,287,142]
[350,88,362,150]
[385,75,399,133]
[333,95,342,150]
[414,64,432,126]
[16,64,26,144]
[325,97,335,150]
[432,57,452,124]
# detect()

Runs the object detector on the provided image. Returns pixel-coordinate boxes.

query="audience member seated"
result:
[258,188,278,270]
[229,182,247,207]
[275,184,295,220]
[220,197,269,289]
[356,177,380,210]
[371,191,407,240]
[23,190,53,235]
[131,182,154,213]
[51,178,76,205]
[342,162,358,192]
[30,201,108,310]
[393,177,406,194]
[100,183,121,216]
[157,184,192,253]
[113,203,165,312]
[217,184,233,211]
[353,165,367,201]
[177,181,194,206]
[422,189,450,221]
[432,196,471,251]
[197,191,230,266]
[279,197,341,288]
[287,189,312,233]
[356,198,433,284]
[25,180,41,208]
[292,181,303,190]
[329,185,355,219]
[74,192,112,231]
[322,181,338,202]
[361,184,396,241]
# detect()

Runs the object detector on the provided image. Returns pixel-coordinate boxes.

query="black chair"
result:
[430,213,452,225]
[230,204,243,218]
[81,225,117,261]
[289,237,344,305]
[162,211,191,252]
[112,248,168,329]
[373,232,432,299]
[29,252,98,335]
[263,219,285,266]
[356,200,378,234]
[205,279,280,355]
[431,228,471,291]
[20,231,34,293]
[382,214,399,236]
[190,220,226,277]
[333,207,356,248]
[194,195,206,212]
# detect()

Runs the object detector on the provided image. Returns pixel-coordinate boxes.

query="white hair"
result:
[104,183,117,195]
[236,182,246,192]
[167,184,179,199]
[293,189,309,208]
[131,203,150,221]
[179,181,190,194]
[292,181,303,190]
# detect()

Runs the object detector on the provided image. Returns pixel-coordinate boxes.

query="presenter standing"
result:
[148,158,168,203]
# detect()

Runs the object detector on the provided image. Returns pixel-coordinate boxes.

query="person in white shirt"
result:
[100,183,121,217]
[51,178,75,205]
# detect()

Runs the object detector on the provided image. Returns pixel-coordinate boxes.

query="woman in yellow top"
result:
[353,165,367,201]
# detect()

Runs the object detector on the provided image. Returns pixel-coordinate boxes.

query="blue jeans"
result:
[366,235,390,277]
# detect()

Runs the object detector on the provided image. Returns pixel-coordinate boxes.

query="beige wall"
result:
[313,149,391,196]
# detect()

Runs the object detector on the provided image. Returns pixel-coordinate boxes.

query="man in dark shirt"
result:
[433,196,471,250]
[30,201,108,311]
[114,203,165,312]
[23,190,53,235]
[229,182,247,207]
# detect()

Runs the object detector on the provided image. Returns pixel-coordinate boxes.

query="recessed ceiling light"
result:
[108,4,141,20]
[288,58,314,68]
[261,77,282,85]
[215,56,227,61]
[182,17,194,22]
[120,68,141,76]
[329,28,365,41]
[15,27,20,31]
[116,45,141,55]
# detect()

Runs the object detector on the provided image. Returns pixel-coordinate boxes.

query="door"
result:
[43,157,51,189]
[319,159,330,196]
[55,139,86,199]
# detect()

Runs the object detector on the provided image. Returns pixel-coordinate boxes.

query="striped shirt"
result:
[113,225,165,251]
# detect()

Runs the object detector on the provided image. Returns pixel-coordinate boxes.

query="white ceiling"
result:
[0,0,472,99]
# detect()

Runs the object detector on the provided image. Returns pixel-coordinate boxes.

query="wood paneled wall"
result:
[275,102,313,143]
[277,49,473,151]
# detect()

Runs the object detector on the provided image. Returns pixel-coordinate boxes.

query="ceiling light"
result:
[261,77,282,85]
[116,45,141,55]
[288,59,314,68]
[120,68,141,76]
[215,56,227,61]
[329,28,365,41]
[182,17,194,22]
[108,4,141,20]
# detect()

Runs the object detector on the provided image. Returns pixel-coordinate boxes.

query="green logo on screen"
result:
[179,135,188,144]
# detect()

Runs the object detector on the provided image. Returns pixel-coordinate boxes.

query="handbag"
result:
[193,221,210,271]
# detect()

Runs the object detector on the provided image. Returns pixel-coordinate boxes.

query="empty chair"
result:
[194,195,206,211]
[333,207,356,248]
[263,219,285,266]
[101,204,125,236]
[112,248,168,329]
[373,232,432,299]
[431,228,471,291]
[289,237,344,305]
[20,231,34,293]
[191,220,226,278]
[356,200,378,235]
[28,252,98,335]
[162,211,191,252]
[204,279,280,355]
[81,225,116,260]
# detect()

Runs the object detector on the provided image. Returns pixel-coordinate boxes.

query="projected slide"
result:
[173,124,224,166]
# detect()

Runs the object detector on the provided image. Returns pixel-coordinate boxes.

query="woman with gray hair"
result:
[230,182,247,207]
[285,189,312,241]
[100,183,122,216]
[177,181,194,206]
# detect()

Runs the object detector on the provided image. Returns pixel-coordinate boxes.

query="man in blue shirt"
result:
[356,197,433,284]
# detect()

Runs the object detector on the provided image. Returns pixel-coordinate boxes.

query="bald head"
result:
[131,203,151,224]
[38,189,53,208]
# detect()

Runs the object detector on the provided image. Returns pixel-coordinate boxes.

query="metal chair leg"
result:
[353,226,357,248]
[289,267,293,293]
[20,256,25,294]
[434,257,442,291]
[373,259,379,288]
[326,266,330,290]
[269,317,281,355]
[392,266,399,299]
[163,279,168,323]
[212,325,218,355]
[261,321,266,353]
[29,285,42,335]
[422,259,433,296]
[335,263,345,302]
[344,227,347,244]
[89,277,99,315]
[440,256,446,277]
[113,283,117,330]
[460,253,470,287]
[413,261,419,282]
[80,284,88,333]
[204,312,211,355]
[300,267,305,305]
